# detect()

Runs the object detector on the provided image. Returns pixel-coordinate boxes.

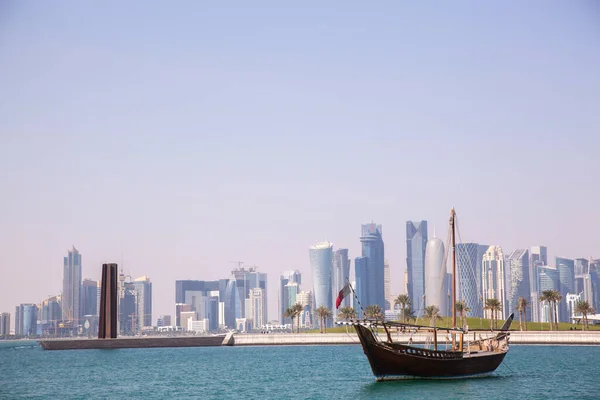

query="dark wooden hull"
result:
[354,324,507,380]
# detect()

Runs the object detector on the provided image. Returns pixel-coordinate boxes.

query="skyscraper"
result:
[556,257,575,322]
[62,246,82,324]
[424,237,447,315]
[359,225,385,312]
[40,295,62,336]
[354,256,368,315]
[482,246,507,320]
[384,259,390,311]
[530,246,548,294]
[133,276,152,328]
[332,249,351,313]
[249,288,266,329]
[406,221,428,314]
[0,312,10,336]
[82,279,99,317]
[537,265,559,323]
[455,243,483,318]
[309,242,333,310]
[279,270,301,323]
[506,249,530,319]
[15,304,38,337]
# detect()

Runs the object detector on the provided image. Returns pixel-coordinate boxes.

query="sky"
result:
[1,1,599,329]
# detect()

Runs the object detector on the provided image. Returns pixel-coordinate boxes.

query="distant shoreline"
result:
[3,331,600,349]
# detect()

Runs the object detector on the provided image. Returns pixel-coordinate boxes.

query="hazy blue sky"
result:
[1,1,599,327]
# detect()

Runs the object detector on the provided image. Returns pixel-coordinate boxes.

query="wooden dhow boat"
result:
[338,208,513,380]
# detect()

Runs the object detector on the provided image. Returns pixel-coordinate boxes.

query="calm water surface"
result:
[0,342,598,399]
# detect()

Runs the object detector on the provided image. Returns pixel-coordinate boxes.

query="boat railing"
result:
[383,342,464,359]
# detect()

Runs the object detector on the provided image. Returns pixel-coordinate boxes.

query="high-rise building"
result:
[39,295,61,336]
[530,246,548,294]
[62,246,82,324]
[15,304,38,337]
[249,288,266,329]
[231,266,267,320]
[82,279,99,317]
[133,276,152,328]
[360,225,385,313]
[296,291,314,329]
[556,257,575,322]
[309,241,333,310]
[279,270,301,323]
[281,282,299,324]
[424,237,447,315]
[384,259,390,311]
[506,249,530,320]
[574,258,593,304]
[332,249,351,315]
[406,221,428,314]
[354,256,368,315]
[482,246,507,320]
[537,265,558,323]
[455,243,484,318]
[0,312,10,336]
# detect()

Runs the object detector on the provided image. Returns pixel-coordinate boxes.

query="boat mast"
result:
[451,208,457,330]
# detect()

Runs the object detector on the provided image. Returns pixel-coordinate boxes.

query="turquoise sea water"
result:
[1,342,599,399]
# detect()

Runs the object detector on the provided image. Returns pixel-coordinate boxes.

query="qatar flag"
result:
[335,283,352,309]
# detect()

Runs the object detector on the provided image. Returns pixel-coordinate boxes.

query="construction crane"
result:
[228,261,244,269]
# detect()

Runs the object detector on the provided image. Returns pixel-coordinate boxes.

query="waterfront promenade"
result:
[231,331,600,346]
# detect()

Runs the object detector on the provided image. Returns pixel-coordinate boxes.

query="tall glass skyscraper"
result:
[406,221,428,314]
[556,257,575,322]
[15,304,38,337]
[82,279,98,317]
[309,242,333,310]
[537,265,559,323]
[279,270,301,323]
[332,249,350,314]
[456,243,484,318]
[506,249,530,319]
[359,225,385,313]
[133,276,152,328]
[62,246,82,324]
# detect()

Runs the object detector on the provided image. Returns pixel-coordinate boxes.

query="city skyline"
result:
[3,226,599,332]
[2,2,600,328]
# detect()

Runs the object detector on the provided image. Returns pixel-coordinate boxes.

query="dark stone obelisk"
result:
[98,263,118,339]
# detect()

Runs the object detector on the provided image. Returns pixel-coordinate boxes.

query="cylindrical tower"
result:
[424,237,446,315]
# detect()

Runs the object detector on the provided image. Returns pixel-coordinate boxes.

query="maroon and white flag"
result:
[335,283,352,309]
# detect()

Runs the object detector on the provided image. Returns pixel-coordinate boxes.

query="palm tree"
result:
[315,305,332,333]
[394,294,411,322]
[337,306,357,332]
[574,300,595,330]
[455,301,470,330]
[424,305,441,327]
[338,306,357,321]
[292,303,304,333]
[517,297,530,331]
[404,307,416,323]
[284,307,296,333]
[364,304,384,320]
[550,290,562,331]
[539,290,554,331]
[484,298,502,329]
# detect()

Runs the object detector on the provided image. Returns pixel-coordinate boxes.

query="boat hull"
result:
[354,324,507,380]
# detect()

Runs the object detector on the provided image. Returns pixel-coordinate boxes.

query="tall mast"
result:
[451,208,457,329]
